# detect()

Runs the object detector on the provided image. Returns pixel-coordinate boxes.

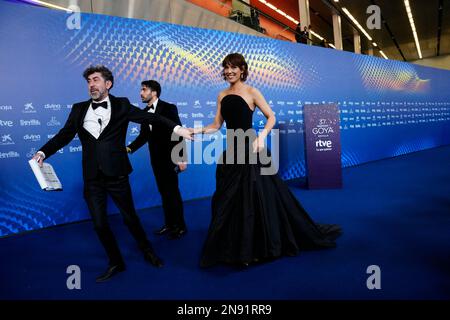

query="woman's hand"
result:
[190,127,204,135]
[177,162,188,172]
[187,127,204,135]
[252,136,265,153]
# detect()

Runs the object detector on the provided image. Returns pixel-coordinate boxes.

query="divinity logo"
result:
[23,134,41,142]
[44,104,61,111]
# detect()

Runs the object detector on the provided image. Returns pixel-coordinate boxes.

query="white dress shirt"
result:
[83,96,111,139]
[147,98,158,131]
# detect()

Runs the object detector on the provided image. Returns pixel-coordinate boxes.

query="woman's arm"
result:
[252,87,276,139]
[251,87,276,152]
[194,93,225,134]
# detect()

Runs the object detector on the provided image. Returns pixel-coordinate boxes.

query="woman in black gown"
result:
[194,53,341,267]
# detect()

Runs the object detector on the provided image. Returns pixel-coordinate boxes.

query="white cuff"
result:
[37,150,46,159]
[173,125,181,134]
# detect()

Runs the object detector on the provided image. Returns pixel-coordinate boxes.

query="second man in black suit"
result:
[127,80,187,240]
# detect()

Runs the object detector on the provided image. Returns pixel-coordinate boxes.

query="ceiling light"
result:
[342,7,372,41]
[258,0,299,24]
[309,30,334,48]
[309,30,324,41]
[379,50,388,59]
[404,0,422,59]
[24,0,72,12]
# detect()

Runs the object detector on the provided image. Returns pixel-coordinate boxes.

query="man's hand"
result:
[32,152,45,168]
[176,127,194,140]
[177,162,187,172]
[190,127,204,135]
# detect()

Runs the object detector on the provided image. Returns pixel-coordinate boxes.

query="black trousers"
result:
[83,171,152,266]
[153,163,185,229]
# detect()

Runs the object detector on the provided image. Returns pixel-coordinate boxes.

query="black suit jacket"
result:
[127,99,186,169]
[39,95,178,180]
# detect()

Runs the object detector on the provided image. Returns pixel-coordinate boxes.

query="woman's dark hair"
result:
[222,53,248,82]
[83,65,114,89]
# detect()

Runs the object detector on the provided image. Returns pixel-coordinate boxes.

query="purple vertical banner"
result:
[303,104,342,189]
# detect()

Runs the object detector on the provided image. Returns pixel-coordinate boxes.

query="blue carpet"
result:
[1,146,449,300]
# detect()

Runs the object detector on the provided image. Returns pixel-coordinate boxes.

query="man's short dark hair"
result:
[141,80,161,97]
[83,65,114,89]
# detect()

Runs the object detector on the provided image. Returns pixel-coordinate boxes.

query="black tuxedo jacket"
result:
[127,100,186,169]
[39,95,177,180]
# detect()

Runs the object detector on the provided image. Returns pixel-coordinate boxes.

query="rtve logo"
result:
[0,120,13,127]
[316,140,332,148]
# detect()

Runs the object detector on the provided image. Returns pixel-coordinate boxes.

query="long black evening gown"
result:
[200,94,342,267]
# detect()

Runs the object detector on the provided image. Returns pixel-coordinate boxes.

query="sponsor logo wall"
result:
[0,1,449,236]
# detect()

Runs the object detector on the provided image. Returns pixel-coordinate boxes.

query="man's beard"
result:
[90,89,105,101]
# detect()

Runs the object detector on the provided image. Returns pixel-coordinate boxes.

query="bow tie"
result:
[92,101,108,110]
[149,104,155,110]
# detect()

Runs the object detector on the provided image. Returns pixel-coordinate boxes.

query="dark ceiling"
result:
[303,0,450,61]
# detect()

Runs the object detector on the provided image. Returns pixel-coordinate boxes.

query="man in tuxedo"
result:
[127,80,187,240]
[32,65,192,283]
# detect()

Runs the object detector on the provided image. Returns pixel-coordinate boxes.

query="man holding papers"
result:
[28,159,62,191]
[32,65,193,283]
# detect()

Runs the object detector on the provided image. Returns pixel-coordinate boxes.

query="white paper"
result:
[28,159,62,191]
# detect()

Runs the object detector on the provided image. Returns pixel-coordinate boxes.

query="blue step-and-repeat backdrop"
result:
[1,1,449,237]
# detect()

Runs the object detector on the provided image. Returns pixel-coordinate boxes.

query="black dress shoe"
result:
[168,227,187,240]
[154,225,171,236]
[143,249,164,267]
[96,264,126,283]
